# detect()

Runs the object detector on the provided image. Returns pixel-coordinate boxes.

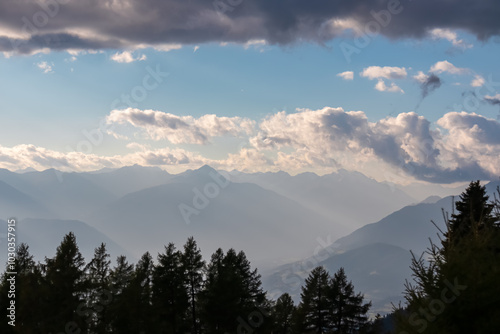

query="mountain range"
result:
[1,164,495,314]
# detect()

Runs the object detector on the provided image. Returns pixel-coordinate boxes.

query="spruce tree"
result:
[107,255,135,332]
[273,293,295,334]
[399,181,500,333]
[329,267,371,333]
[199,248,225,333]
[125,252,155,333]
[296,266,331,333]
[41,232,87,333]
[84,242,111,333]
[153,243,189,333]
[0,243,44,334]
[181,237,205,334]
[200,248,268,333]
[446,180,496,244]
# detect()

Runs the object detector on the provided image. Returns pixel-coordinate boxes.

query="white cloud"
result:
[360,66,407,80]
[106,108,256,144]
[413,71,429,83]
[126,142,149,151]
[429,60,468,75]
[321,18,363,38]
[36,61,54,74]
[0,144,207,172]
[437,112,500,176]
[110,51,147,63]
[250,107,500,181]
[149,44,183,52]
[470,75,485,87]
[2,108,499,183]
[485,93,500,101]
[243,39,267,50]
[337,71,354,80]
[429,28,473,49]
[360,66,406,93]
[375,80,404,93]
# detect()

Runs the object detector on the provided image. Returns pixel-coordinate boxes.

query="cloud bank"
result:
[2,107,500,184]
[1,0,499,55]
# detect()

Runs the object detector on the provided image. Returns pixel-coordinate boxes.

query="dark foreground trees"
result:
[295,266,371,333]
[397,181,500,333]
[0,232,374,333]
[0,235,278,333]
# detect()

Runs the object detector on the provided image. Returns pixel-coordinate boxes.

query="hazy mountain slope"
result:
[0,180,54,219]
[263,180,500,314]
[262,243,412,314]
[0,218,133,267]
[87,166,349,270]
[80,164,173,197]
[0,168,118,220]
[230,169,416,229]
[395,181,468,202]
[333,180,500,255]
[331,196,453,255]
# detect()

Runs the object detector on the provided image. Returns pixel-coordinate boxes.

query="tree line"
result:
[0,237,372,333]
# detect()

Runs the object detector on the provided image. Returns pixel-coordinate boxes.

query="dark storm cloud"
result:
[1,0,500,54]
[421,74,442,98]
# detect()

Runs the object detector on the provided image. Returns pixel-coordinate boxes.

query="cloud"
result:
[374,80,404,93]
[418,73,442,98]
[250,107,500,182]
[106,108,256,144]
[413,71,429,84]
[1,107,500,183]
[360,66,406,93]
[429,28,473,49]
[0,144,206,172]
[337,71,354,80]
[2,0,500,55]
[484,93,500,105]
[471,75,485,87]
[437,112,500,178]
[484,94,500,116]
[36,61,53,74]
[110,51,147,63]
[360,66,407,80]
[243,39,267,50]
[429,60,469,75]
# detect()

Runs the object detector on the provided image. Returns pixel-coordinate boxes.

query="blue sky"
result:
[1,0,500,184]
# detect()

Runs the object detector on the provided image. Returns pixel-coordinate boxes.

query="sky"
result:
[1,0,500,184]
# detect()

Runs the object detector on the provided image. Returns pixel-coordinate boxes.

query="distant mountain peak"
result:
[420,195,442,204]
[191,164,218,175]
[14,167,38,174]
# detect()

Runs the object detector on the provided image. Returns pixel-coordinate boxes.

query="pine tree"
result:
[125,252,156,333]
[0,243,44,334]
[399,181,500,333]
[273,293,295,334]
[446,180,496,245]
[84,243,111,333]
[107,255,135,332]
[200,248,269,333]
[153,243,189,333]
[199,248,225,333]
[296,266,331,333]
[181,237,205,334]
[40,232,87,333]
[329,268,371,333]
